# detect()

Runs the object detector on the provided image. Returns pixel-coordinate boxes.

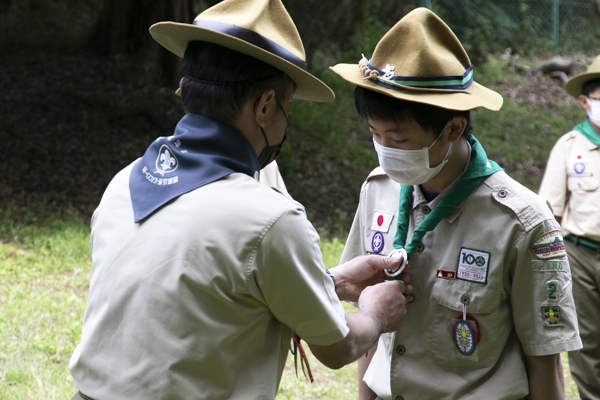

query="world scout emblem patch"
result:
[371,231,384,254]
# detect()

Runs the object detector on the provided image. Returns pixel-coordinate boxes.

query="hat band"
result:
[193,20,306,69]
[368,62,474,90]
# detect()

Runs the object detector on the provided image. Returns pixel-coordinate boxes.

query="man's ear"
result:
[254,89,277,128]
[448,116,467,143]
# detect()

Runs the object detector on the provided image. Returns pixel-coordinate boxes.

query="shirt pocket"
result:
[567,174,599,192]
[567,175,600,215]
[428,280,508,368]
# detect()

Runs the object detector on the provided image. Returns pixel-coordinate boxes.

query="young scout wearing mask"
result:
[539,56,600,400]
[331,8,582,400]
[68,1,412,399]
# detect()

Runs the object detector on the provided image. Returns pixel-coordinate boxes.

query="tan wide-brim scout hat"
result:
[330,8,503,111]
[149,0,334,102]
[565,55,600,98]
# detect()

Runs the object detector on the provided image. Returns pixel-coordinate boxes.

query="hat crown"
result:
[371,8,470,78]
[195,0,305,61]
[586,55,600,74]
[565,54,600,98]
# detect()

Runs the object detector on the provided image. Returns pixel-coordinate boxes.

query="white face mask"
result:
[374,125,452,185]
[586,97,600,127]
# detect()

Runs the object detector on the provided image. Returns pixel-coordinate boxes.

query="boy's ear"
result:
[448,116,467,143]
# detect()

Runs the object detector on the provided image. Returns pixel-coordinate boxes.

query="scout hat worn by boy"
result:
[331,7,503,111]
[565,55,600,98]
[149,0,334,102]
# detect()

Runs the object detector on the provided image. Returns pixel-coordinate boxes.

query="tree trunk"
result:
[87,0,197,86]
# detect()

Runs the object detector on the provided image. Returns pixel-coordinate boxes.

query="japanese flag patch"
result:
[371,210,394,233]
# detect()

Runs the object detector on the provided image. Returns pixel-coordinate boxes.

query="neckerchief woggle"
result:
[574,118,600,147]
[390,135,503,280]
[129,113,260,222]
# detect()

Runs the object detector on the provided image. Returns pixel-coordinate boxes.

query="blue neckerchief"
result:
[129,113,260,222]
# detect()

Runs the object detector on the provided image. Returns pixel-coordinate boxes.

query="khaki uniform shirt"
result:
[539,129,600,241]
[342,167,582,400]
[69,162,348,400]
[259,160,288,194]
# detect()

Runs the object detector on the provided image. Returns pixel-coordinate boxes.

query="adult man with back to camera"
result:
[68,0,411,399]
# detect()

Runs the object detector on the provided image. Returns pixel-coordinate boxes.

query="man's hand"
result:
[308,272,411,369]
[358,279,410,333]
[329,254,412,302]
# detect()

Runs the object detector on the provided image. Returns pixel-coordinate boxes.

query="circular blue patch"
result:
[371,231,384,253]
[574,162,585,174]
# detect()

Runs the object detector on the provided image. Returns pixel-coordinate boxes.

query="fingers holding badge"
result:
[385,248,407,278]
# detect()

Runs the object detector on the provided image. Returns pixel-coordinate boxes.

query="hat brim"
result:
[565,72,600,98]
[330,63,503,111]
[150,22,334,103]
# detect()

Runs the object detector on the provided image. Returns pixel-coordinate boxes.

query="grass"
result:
[0,215,580,399]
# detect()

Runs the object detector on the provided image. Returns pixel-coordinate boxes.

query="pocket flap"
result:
[432,281,503,314]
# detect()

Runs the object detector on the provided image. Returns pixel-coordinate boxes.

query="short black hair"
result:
[581,78,600,97]
[354,86,472,139]
[180,41,294,125]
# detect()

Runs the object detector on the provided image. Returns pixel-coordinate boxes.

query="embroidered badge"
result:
[542,305,563,326]
[370,210,394,233]
[531,259,567,272]
[456,247,490,284]
[436,269,456,279]
[546,280,562,302]
[371,232,384,254]
[532,230,566,259]
[155,144,179,176]
[453,319,476,356]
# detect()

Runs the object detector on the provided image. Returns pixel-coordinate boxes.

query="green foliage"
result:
[472,96,582,191]
[430,0,600,55]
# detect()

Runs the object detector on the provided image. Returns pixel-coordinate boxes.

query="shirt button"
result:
[416,243,425,251]
[498,190,507,198]
[422,205,431,214]
[396,345,406,355]
[395,396,405,400]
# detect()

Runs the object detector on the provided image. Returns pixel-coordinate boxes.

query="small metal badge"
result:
[385,248,407,277]
[371,231,384,254]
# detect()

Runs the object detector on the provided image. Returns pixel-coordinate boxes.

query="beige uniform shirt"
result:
[539,129,600,241]
[342,168,581,400]
[69,162,348,399]
[259,160,288,194]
